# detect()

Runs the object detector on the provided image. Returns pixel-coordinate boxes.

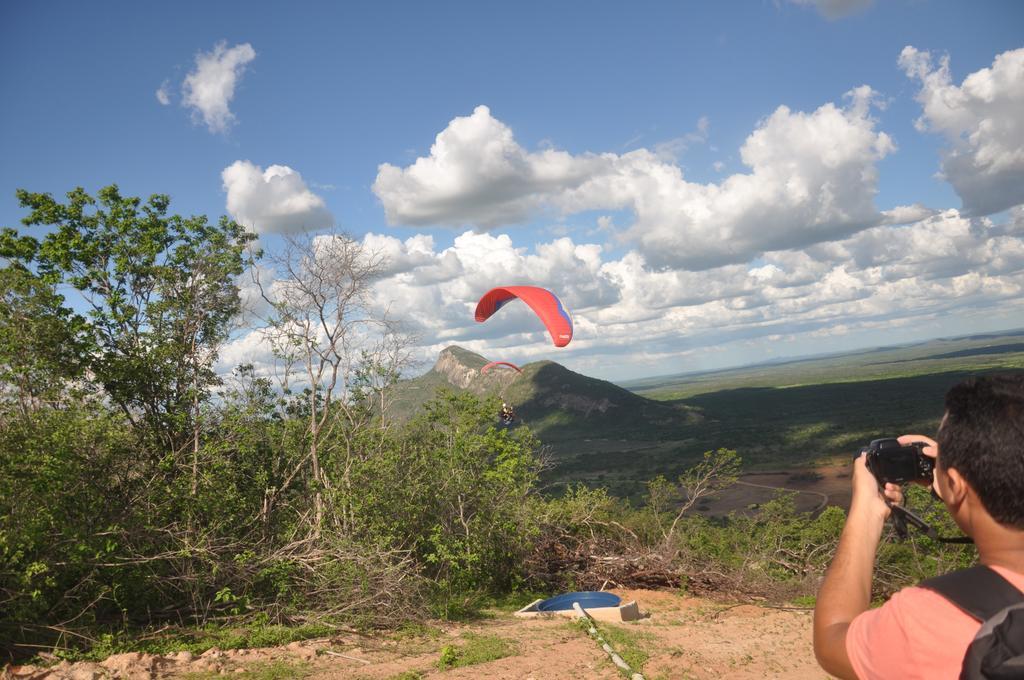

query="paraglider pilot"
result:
[500,401,516,425]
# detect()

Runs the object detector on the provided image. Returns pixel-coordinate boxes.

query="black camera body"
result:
[862,438,935,485]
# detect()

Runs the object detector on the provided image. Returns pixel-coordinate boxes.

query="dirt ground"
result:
[7,589,828,680]
[699,464,853,516]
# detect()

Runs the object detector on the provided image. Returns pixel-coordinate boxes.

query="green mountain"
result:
[387,335,1024,500]
[388,346,698,442]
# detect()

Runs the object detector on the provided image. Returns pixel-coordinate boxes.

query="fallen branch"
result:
[572,602,645,680]
[321,650,371,664]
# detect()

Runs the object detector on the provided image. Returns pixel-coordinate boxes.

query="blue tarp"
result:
[537,591,621,612]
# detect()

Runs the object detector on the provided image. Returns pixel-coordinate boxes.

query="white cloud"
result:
[217,212,1024,382]
[880,204,935,225]
[217,329,277,377]
[376,91,895,270]
[1006,205,1024,235]
[900,46,1024,216]
[373,105,611,228]
[787,0,874,20]
[353,204,1024,379]
[614,86,896,269]
[155,80,171,106]
[182,41,256,134]
[363,233,445,277]
[363,230,619,359]
[810,210,1024,282]
[222,160,334,234]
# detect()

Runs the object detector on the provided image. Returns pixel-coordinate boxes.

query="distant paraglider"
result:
[481,361,522,374]
[474,286,573,347]
[500,401,516,426]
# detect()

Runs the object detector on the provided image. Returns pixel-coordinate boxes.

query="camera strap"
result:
[887,501,973,544]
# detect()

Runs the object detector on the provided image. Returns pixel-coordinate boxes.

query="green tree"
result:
[251,232,410,533]
[2,185,255,463]
[0,265,89,415]
[350,391,541,613]
[646,448,741,549]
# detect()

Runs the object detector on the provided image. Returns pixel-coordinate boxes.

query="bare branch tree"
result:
[650,448,741,549]
[250,231,412,535]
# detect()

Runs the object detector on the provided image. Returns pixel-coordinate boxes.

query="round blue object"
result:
[537,591,621,612]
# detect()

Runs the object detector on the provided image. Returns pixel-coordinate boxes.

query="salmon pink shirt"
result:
[845,565,1024,680]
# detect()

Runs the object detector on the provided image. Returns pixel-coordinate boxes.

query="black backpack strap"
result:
[920,565,1024,621]
[961,604,1024,680]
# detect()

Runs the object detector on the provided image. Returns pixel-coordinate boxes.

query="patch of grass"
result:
[572,618,652,676]
[483,590,547,613]
[427,589,493,622]
[387,621,446,656]
[163,623,331,656]
[594,623,651,675]
[392,621,444,640]
[62,623,335,662]
[183,660,310,680]
[790,594,816,607]
[436,633,515,670]
[384,672,423,680]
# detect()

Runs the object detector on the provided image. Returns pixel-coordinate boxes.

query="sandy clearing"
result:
[11,589,827,680]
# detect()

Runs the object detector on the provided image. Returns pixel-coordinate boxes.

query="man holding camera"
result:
[813,373,1024,679]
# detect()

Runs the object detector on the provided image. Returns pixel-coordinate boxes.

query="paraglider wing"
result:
[481,361,523,374]
[474,286,573,347]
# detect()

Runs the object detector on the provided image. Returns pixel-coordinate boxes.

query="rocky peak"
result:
[432,346,487,389]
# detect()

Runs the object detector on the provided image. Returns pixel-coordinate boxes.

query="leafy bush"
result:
[0,189,443,657]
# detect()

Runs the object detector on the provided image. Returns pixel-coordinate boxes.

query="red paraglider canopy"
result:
[474,286,573,347]
[481,361,522,374]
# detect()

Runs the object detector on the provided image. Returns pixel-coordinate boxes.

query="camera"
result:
[861,438,935,485]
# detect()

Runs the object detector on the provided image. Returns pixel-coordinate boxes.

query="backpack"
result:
[920,565,1024,679]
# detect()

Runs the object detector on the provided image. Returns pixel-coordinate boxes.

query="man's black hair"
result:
[938,373,1024,529]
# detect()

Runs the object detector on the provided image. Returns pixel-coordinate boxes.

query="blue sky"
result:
[3,0,1024,381]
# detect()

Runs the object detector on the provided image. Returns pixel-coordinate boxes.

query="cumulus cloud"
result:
[373,105,611,228]
[182,41,256,133]
[363,231,619,357]
[350,204,1024,378]
[1006,205,1024,236]
[217,329,277,378]
[880,204,935,225]
[155,80,171,105]
[810,210,1024,282]
[363,233,444,277]
[376,91,895,270]
[900,46,1024,216]
[613,86,895,269]
[222,161,333,234]
[786,0,873,20]
[221,208,1024,381]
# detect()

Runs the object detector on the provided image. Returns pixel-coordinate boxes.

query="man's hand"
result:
[898,433,939,493]
[851,452,903,522]
[897,433,938,458]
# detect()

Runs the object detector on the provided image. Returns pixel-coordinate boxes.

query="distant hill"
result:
[388,335,1024,501]
[388,346,698,441]
[620,330,1024,400]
